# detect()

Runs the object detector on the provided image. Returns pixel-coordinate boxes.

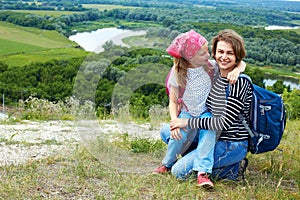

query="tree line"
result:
[0,9,299,68]
[0,0,88,11]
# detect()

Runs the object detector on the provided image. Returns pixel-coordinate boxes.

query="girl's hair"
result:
[174,42,213,87]
[174,57,189,87]
[211,29,246,65]
[174,42,211,86]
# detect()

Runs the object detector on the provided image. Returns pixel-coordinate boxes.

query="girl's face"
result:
[215,41,237,76]
[188,42,210,67]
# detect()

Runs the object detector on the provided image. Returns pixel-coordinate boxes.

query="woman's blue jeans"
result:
[160,111,215,173]
[171,139,248,181]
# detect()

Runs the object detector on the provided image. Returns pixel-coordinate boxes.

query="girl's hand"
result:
[227,61,246,84]
[171,128,182,140]
[170,118,189,130]
[227,70,239,84]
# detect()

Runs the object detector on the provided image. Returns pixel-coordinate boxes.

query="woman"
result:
[170,29,252,183]
[153,29,246,188]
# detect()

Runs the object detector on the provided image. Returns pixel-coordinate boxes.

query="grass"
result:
[0,48,88,67]
[0,119,298,199]
[255,65,300,79]
[0,21,75,49]
[0,38,46,55]
[0,21,88,66]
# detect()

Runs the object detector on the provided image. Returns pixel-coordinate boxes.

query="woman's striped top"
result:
[188,73,253,141]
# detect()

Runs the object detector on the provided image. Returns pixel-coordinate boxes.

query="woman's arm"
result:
[171,78,251,130]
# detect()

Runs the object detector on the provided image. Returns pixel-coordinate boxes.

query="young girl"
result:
[170,29,252,183]
[153,30,245,188]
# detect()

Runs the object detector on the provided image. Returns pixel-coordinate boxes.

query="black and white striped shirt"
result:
[188,73,253,141]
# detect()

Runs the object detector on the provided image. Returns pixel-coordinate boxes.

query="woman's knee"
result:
[213,140,248,168]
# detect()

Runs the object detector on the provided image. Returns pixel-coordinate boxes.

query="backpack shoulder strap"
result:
[239,73,252,83]
[237,74,256,137]
[225,73,256,137]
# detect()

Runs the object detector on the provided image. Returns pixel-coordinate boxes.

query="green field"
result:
[0,38,46,55]
[82,4,139,11]
[0,21,87,66]
[0,21,76,49]
[0,48,88,67]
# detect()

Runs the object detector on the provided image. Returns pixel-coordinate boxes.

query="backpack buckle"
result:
[265,106,271,111]
[260,105,271,115]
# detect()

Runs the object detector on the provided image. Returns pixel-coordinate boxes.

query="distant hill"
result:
[166,0,300,11]
[0,21,87,66]
[0,21,77,53]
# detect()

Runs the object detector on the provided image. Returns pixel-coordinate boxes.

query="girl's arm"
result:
[168,85,184,140]
[227,61,246,84]
[168,85,180,119]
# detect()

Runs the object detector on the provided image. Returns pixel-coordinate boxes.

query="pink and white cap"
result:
[166,29,207,60]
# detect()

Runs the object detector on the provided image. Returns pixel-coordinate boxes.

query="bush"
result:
[15,96,96,120]
[282,89,300,120]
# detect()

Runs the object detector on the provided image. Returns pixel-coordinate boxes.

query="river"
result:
[69,28,146,53]
[264,78,300,90]
[263,25,300,89]
[264,25,299,30]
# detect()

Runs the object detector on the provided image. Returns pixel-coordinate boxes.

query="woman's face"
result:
[188,42,210,67]
[215,41,237,75]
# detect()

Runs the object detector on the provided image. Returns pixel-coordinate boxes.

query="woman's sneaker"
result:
[197,173,214,189]
[153,165,170,174]
[238,158,248,181]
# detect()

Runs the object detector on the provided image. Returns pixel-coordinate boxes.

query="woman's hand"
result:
[170,118,189,130]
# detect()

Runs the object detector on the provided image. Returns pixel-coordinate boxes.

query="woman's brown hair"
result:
[211,29,246,65]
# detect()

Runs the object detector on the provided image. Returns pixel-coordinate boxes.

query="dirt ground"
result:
[0,120,161,167]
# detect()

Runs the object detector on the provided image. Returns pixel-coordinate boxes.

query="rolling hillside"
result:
[0,21,87,66]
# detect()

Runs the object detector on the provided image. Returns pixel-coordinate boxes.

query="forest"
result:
[0,0,299,120]
[2,0,300,12]
[0,9,299,67]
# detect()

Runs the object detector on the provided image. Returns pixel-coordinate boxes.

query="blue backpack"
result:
[229,74,286,154]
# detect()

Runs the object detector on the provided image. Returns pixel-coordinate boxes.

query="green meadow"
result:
[0,21,76,48]
[0,21,87,66]
[0,48,87,67]
[0,38,46,55]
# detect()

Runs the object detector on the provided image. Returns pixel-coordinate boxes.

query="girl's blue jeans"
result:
[171,139,248,181]
[160,111,216,173]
